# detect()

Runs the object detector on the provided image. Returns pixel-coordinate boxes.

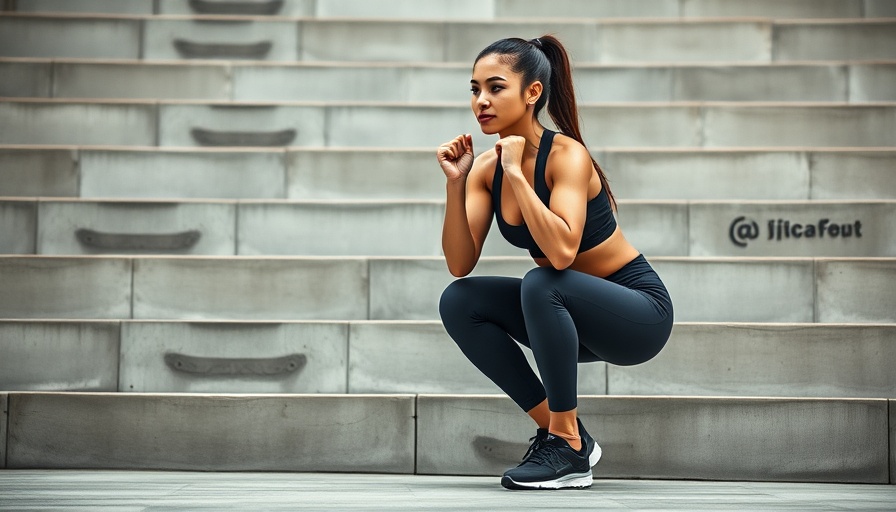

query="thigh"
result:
[533,269,672,365]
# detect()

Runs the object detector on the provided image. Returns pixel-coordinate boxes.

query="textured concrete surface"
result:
[0,16,141,59]
[0,257,132,319]
[0,321,120,391]
[0,147,78,197]
[131,257,369,320]
[417,395,890,483]
[891,400,895,484]
[0,200,36,254]
[6,146,894,201]
[54,61,231,100]
[2,471,895,511]
[37,200,237,255]
[347,321,606,395]
[610,323,896,397]
[80,149,287,199]
[816,259,896,323]
[0,101,157,146]
[119,321,349,393]
[7,393,415,472]
[0,393,6,469]
[237,202,445,256]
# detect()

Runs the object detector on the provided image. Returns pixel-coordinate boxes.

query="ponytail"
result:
[475,35,616,209]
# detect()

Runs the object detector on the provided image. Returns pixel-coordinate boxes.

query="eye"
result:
[491,86,504,93]
[470,87,480,95]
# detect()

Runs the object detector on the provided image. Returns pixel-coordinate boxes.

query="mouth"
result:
[477,114,495,123]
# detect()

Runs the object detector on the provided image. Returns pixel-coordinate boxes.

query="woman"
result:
[436,35,674,490]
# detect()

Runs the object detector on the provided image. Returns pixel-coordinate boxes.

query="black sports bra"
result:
[492,129,617,259]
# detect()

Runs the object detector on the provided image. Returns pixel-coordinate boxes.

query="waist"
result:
[606,254,671,308]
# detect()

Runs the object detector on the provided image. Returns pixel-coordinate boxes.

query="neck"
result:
[499,118,544,152]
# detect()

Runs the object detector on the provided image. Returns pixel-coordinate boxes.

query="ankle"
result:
[550,431,582,451]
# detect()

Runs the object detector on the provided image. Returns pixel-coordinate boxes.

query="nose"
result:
[476,94,489,110]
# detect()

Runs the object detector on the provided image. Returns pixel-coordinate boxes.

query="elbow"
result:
[547,246,577,271]
[446,261,474,278]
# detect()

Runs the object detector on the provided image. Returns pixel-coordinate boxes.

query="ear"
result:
[525,81,543,106]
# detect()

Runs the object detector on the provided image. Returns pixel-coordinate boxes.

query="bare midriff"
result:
[532,226,641,278]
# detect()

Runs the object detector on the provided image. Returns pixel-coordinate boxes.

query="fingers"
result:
[439,134,472,161]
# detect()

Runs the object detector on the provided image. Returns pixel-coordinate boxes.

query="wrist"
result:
[446,177,467,191]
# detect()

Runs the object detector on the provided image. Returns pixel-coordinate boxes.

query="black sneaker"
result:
[577,418,602,468]
[521,428,549,462]
[501,434,592,490]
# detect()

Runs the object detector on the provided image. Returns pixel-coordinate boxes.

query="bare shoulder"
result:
[547,133,594,181]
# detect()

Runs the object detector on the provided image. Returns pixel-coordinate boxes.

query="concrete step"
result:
[415,395,893,482]
[2,100,895,148]
[0,256,893,322]
[2,147,894,202]
[1,320,893,399]
[4,59,896,103]
[6,0,896,20]
[1,198,894,258]
[2,392,891,483]
[2,14,896,63]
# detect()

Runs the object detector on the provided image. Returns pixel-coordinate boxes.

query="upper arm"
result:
[464,156,495,259]
[546,143,594,243]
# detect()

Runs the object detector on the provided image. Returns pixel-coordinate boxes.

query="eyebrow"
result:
[470,76,508,84]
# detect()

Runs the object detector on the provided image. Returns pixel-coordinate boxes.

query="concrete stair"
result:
[0,197,892,257]
[0,255,893,322]
[2,14,896,62]
[1,320,894,398]
[2,99,895,149]
[0,0,893,484]
[5,0,896,19]
[1,392,891,484]
[2,147,894,200]
[3,59,895,103]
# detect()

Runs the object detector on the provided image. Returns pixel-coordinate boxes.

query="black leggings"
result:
[439,254,673,413]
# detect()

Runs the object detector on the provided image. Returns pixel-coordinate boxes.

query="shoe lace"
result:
[525,442,564,468]
[521,434,544,462]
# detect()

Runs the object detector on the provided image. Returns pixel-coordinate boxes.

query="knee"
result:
[521,267,570,314]
[521,266,561,300]
[439,278,473,324]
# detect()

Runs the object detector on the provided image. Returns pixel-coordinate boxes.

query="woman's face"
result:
[470,54,530,135]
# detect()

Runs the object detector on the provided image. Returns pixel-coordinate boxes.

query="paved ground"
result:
[0,471,894,511]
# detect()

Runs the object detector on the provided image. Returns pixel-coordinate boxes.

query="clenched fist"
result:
[437,134,474,182]
[494,135,526,178]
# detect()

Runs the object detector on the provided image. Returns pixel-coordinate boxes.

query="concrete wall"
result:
[2,320,891,398]
[0,393,6,469]
[2,17,894,62]
[5,0,887,19]
[6,393,415,472]
[416,395,890,483]
[3,392,891,482]
[891,400,895,484]
[4,148,894,202]
[0,321,120,391]
[5,101,894,148]
[119,321,349,393]
[610,323,896,397]
[6,61,893,104]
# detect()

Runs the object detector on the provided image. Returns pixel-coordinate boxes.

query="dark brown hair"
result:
[475,35,615,208]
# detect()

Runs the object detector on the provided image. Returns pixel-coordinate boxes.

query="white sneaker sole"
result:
[589,442,602,468]
[501,470,593,490]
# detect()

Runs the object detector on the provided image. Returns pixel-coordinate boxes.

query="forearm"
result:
[505,170,578,268]
[441,179,478,276]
